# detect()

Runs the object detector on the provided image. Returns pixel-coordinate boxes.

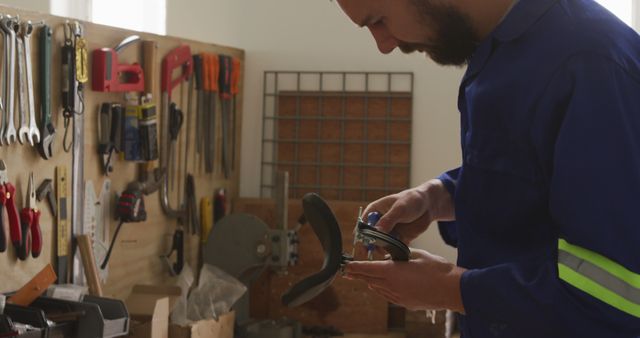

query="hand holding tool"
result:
[38,25,54,159]
[0,161,22,252]
[352,209,409,262]
[19,173,42,259]
[92,35,144,92]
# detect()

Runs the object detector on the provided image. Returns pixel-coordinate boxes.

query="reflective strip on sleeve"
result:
[558,239,640,318]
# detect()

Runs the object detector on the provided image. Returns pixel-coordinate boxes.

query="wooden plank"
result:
[0,5,244,301]
[236,198,388,334]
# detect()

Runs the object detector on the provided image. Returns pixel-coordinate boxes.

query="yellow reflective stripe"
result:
[558,239,640,289]
[558,263,640,318]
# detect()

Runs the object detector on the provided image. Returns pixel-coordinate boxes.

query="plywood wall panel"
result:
[0,5,244,301]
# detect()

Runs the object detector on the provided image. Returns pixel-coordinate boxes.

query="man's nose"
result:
[368,23,399,54]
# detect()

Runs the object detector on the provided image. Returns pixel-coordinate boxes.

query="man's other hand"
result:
[343,249,466,313]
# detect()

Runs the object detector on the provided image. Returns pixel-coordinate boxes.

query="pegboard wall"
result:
[0,5,244,300]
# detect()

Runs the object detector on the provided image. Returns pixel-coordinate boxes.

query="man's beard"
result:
[403,0,478,66]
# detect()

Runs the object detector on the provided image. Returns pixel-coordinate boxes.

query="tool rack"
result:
[0,3,244,303]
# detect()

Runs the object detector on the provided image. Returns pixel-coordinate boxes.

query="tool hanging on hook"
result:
[98,102,122,175]
[38,24,55,159]
[92,35,144,92]
[61,20,87,153]
[1,15,19,146]
[159,44,192,220]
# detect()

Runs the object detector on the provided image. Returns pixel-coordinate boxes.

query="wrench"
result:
[0,14,7,146]
[1,16,18,145]
[16,33,29,144]
[23,21,39,145]
[37,25,54,159]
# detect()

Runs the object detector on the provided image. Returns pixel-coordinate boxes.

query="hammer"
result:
[36,179,57,217]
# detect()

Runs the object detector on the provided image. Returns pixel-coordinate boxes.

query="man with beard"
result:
[338,0,640,337]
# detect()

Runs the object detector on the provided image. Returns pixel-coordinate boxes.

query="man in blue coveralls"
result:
[338,0,640,337]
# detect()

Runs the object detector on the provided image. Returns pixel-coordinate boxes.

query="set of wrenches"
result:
[0,15,41,147]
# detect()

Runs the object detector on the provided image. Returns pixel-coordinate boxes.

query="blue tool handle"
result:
[365,212,382,252]
[366,211,381,226]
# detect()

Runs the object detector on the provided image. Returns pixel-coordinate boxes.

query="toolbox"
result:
[1,294,129,338]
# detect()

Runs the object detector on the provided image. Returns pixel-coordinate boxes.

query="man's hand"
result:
[363,179,455,243]
[343,249,466,313]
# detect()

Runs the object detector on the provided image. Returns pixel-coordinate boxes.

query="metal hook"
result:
[22,20,43,37]
[73,21,82,37]
[63,20,73,45]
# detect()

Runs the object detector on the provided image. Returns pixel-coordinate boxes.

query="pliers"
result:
[0,160,22,254]
[18,173,41,260]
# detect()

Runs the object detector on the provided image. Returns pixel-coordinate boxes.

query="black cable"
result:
[100,220,125,270]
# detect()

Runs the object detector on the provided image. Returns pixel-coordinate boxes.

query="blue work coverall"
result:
[437,0,640,336]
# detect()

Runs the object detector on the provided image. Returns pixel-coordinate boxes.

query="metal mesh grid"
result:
[261,71,414,201]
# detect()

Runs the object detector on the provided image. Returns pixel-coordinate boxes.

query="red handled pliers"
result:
[0,160,23,254]
[18,173,41,260]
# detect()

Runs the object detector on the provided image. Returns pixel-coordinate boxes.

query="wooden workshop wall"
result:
[0,5,244,300]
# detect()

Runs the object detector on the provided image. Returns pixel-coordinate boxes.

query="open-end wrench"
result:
[23,21,40,146]
[1,16,18,145]
[16,33,29,145]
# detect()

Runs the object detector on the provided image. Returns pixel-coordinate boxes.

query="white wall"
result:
[167,0,464,261]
